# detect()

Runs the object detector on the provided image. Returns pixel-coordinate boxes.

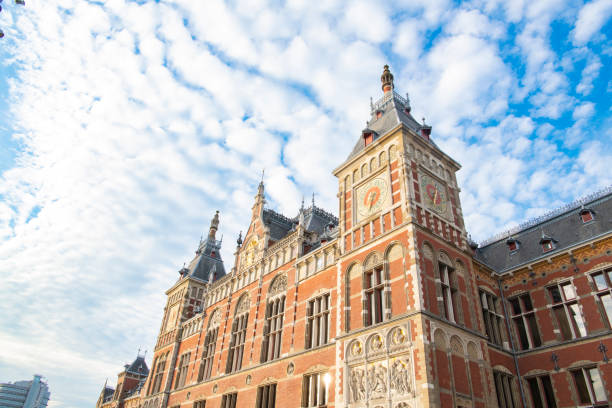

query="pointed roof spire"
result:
[300,196,305,212]
[312,192,315,208]
[381,64,394,94]
[208,211,220,240]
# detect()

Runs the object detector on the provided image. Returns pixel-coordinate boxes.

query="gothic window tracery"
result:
[226,295,250,373]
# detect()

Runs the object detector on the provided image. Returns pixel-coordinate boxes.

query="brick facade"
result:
[97,67,612,408]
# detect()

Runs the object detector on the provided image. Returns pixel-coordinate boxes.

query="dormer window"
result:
[376,110,383,119]
[364,132,373,146]
[506,238,520,252]
[539,237,556,253]
[579,208,595,223]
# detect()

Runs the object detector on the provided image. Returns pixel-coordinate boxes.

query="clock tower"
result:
[334,66,484,408]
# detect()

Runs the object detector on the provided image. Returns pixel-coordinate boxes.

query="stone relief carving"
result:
[350,340,363,357]
[368,363,388,397]
[364,252,382,270]
[369,334,384,352]
[349,367,367,402]
[390,327,407,346]
[390,358,412,395]
[235,294,250,315]
[208,309,221,328]
[269,274,287,296]
[450,337,464,355]
[439,251,452,266]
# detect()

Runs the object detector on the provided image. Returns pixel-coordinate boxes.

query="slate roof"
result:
[262,205,339,243]
[125,355,149,376]
[263,209,295,241]
[185,236,226,282]
[298,205,338,234]
[475,188,612,273]
[346,91,428,161]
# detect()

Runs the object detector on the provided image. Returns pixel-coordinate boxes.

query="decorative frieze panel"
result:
[345,324,415,407]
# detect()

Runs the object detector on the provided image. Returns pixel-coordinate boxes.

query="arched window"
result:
[261,274,287,362]
[438,253,460,323]
[226,295,250,373]
[149,352,168,395]
[198,309,220,381]
[362,252,388,326]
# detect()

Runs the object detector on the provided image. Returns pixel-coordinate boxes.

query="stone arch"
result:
[492,365,513,375]
[387,325,409,346]
[385,242,403,263]
[366,332,385,353]
[207,308,221,329]
[267,273,287,298]
[568,360,598,369]
[438,251,453,267]
[234,292,250,316]
[347,339,363,358]
[422,242,434,260]
[344,175,350,189]
[467,341,479,360]
[353,169,359,183]
[524,368,550,376]
[364,251,383,270]
[370,157,377,171]
[450,335,464,355]
[389,144,397,159]
[361,163,368,178]
[379,151,387,166]
[433,328,447,350]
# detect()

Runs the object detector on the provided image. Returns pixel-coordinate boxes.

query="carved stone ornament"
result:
[367,363,388,398]
[395,403,410,408]
[245,375,252,385]
[369,334,384,352]
[235,294,250,315]
[391,327,407,345]
[287,362,295,375]
[364,252,382,270]
[269,274,288,296]
[351,341,363,357]
[349,368,366,402]
[390,358,412,395]
[208,309,221,328]
[212,384,218,393]
[450,337,464,355]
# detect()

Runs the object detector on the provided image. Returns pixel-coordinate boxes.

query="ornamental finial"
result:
[381,65,394,93]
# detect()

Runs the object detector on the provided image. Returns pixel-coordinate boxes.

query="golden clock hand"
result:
[433,189,438,204]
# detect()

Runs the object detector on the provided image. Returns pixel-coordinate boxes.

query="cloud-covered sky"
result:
[0,0,611,406]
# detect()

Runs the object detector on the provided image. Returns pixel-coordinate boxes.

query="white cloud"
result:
[572,0,612,45]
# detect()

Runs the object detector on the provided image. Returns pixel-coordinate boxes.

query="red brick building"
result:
[97,66,612,408]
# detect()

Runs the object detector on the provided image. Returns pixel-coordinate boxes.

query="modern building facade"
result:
[0,375,50,408]
[97,66,612,408]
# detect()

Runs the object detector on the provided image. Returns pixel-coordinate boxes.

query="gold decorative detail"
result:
[370,334,384,351]
[351,341,363,356]
[391,327,407,345]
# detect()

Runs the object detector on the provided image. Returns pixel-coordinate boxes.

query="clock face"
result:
[420,174,448,215]
[356,177,389,221]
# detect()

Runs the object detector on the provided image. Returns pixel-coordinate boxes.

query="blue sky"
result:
[0,0,611,407]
